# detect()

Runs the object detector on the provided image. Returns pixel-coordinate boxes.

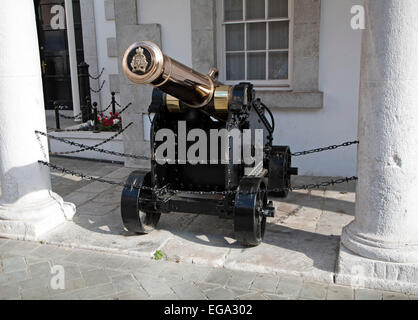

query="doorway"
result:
[34,0,84,110]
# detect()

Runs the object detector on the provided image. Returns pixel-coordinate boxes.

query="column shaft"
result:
[0,0,75,239]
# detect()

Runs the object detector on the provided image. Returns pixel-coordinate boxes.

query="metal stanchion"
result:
[54,101,61,131]
[93,102,99,133]
[111,92,116,115]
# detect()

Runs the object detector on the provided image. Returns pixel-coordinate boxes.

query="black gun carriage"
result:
[120,41,298,246]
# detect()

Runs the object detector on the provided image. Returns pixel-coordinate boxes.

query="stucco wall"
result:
[137,0,192,66]
[111,0,362,176]
[93,0,119,107]
[273,0,362,176]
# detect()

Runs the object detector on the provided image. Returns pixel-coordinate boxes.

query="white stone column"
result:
[336,0,418,294]
[0,0,75,240]
[65,0,81,119]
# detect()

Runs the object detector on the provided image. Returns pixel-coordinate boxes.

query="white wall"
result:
[93,0,119,109]
[137,0,192,66]
[269,0,363,176]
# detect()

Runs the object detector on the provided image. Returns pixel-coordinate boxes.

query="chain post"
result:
[93,102,99,132]
[53,101,61,131]
[111,92,116,115]
[78,61,91,123]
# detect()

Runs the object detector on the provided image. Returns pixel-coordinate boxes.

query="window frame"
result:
[216,0,294,90]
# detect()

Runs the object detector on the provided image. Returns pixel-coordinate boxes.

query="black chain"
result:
[35,130,150,160]
[90,80,106,93]
[89,67,105,80]
[58,110,82,120]
[38,160,357,196]
[101,102,113,113]
[292,140,359,157]
[114,102,132,116]
[38,122,133,156]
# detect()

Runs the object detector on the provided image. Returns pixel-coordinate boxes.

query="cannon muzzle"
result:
[123,41,229,109]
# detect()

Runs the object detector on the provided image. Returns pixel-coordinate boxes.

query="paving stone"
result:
[105,268,128,278]
[265,293,291,300]
[0,270,29,285]
[18,275,52,290]
[81,269,111,287]
[204,268,232,286]
[0,238,9,248]
[49,277,87,295]
[119,257,150,271]
[78,251,110,267]
[21,286,51,300]
[134,273,173,297]
[56,263,82,280]
[226,270,256,291]
[100,254,132,270]
[111,274,146,295]
[205,287,236,300]
[0,240,39,256]
[354,288,383,300]
[76,201,119,217]
[77,181,114,194]
[237,292,268,300]
[102,290,148,300]
[60,249,93,264]
[276,275,303,297]
[174,264,212,282]
[29,261,51,277]
[382,291,409,300]
[409,295,418,300]
[92,189,122,204]
[299,281,328,300]
[29,245,71,260]
[1,257,27,273]
[52,283,116,300]
[326,284,354,300]
[0,284,20,299]
[195,282,221,292]
[148,293,180,300]
[132,260,171,278]
[63,191,98,206]
[170,282,207,300]
[250,274,279,293]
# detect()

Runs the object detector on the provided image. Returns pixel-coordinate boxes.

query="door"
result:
[34,0,84,110]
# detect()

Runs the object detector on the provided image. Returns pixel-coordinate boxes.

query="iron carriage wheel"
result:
[121,171,160,234]
[233,176,267,247]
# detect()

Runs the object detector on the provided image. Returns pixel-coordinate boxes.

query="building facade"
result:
[35,0,364,176]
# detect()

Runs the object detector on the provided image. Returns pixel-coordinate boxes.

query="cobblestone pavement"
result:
[0,238,414,300]
[0,157,414,299]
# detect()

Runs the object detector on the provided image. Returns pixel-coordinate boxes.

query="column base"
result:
[0,192,75,241]
[336,244,418,295]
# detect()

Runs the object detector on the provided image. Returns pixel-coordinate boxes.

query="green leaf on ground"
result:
[153,250,165,261]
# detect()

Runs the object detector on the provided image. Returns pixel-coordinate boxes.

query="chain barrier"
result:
[113,102,132,116]
[35,129,150,161]
[38,160,357,196]
[38,122,133,156]
[292,140,359,157]
[57,107,82,120]
[90,80,106,93]
[101,102,113,113]
[89,67,105,80]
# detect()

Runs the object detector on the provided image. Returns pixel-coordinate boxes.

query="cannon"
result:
[120,41,298,246]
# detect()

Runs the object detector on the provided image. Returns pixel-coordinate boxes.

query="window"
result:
[219,0,293,88]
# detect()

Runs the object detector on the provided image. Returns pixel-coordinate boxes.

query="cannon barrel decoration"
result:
[121,41,298,246]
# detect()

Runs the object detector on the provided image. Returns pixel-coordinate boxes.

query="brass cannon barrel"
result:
[123,41,231,110]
